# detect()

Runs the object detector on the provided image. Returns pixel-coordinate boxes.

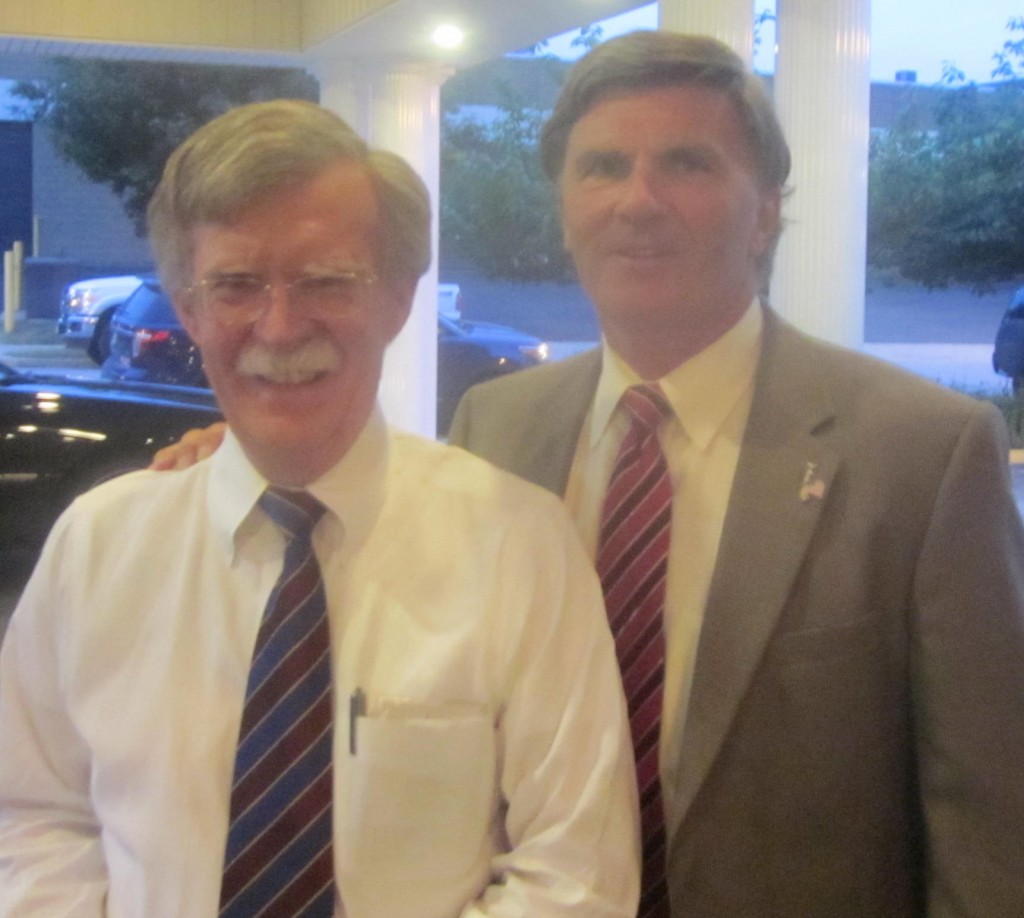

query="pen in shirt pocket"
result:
[349,687,366,755]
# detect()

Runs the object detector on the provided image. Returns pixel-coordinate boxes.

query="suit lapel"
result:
[514,349,602,496]
[667,311,841,831]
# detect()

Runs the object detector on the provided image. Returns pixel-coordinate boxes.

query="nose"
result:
[253,283,310,344]
[616,162,665,220]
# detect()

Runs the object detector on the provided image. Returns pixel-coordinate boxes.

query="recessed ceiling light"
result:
[432,24,465,49]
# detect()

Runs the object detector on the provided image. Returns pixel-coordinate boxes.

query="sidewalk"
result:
[549,340,1012,396]
[0,318,93,372]
[863,343,1006,395]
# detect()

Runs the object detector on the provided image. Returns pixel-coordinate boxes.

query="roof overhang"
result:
[0,0,643,70]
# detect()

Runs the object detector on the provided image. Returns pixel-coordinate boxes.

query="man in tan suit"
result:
[449,31,1024,917]
[153,31,1024,916]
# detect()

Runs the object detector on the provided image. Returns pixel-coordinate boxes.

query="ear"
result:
[378,278,417,342]
[557,182,573,254]
[752,186,782,259]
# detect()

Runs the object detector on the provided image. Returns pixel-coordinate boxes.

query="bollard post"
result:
[3,250,15,334]
[12,240,24,317]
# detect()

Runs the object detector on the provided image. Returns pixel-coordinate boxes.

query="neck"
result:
[242,434,358,490]
[603,301,753,380]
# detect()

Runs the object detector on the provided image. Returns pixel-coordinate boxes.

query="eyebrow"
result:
[571,148,628,173]
[571,142,720,174]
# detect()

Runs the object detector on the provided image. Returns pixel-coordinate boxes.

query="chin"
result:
[242,423,351,485]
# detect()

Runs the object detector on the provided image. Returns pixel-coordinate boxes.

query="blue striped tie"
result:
[220,487,336,917]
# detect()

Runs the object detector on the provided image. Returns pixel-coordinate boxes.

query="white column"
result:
[659,0,754,65]
[312,56,448,438]
[771,0,871,346]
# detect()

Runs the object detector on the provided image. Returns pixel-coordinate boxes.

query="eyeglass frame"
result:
[184,268,379,326]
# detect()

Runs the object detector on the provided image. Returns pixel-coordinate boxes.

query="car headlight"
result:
[65,289,96,313]
[520,342,549,362]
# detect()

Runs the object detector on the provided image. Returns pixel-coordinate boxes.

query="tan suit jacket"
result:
[449,308,1024,917]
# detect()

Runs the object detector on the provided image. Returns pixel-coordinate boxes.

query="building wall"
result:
[2,54,154,269]
[31,121,153,267]
[0,120,31,251]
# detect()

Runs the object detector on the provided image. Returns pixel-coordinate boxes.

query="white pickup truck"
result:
[56,274,144,364]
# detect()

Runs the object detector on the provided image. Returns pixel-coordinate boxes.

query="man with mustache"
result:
[149,31,1024,917]
[0,99,640,916]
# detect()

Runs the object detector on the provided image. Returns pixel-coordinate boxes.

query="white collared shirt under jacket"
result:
[0,408,640,917]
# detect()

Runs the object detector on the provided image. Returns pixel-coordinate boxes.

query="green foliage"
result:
[868,19,1024,291]
[571,24,605,53]
[13,59,317,235]
[993,16,1024,80]
[753,9,776,60]
[440,86,573,282]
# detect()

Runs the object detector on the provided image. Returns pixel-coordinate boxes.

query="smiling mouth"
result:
[613,247,676,262]
[251,368,330,386]
[610,236,677,256]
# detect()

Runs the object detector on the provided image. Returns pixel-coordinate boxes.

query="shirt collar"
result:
[208,404,390,562]
[590,299,763,452]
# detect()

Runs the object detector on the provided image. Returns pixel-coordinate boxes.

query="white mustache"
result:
[236,339,340,384]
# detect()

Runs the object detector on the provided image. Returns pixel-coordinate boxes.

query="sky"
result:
[542,1,1023,85]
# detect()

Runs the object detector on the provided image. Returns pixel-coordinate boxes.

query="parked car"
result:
[436,313,548,431]
[57,274,144,364]
[993,286,1024,393]
[102,281,549,433]
[0,360,221,552]
[103,278,206,387]
[438,282,463,319]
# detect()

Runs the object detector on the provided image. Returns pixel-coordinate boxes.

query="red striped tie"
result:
[597,384,673,918]
[220,487,336,917]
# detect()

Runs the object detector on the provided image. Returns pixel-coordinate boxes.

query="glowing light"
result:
[59,428,107,442]
[432,24,464,49]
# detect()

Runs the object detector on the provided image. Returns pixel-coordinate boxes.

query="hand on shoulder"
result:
[149,422,228,471]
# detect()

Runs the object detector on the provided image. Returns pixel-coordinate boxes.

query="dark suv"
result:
[993,286,1024,393]
[102,279,206,387]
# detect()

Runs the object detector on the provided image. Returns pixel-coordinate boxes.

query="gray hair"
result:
[148,99,431,293]
[541,31,791,190]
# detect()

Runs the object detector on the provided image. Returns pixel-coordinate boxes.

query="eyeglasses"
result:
[187,269,377,325]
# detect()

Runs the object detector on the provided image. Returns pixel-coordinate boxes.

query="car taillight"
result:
[133,329,172,358]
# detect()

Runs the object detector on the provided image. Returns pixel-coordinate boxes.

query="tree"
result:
[867,19,1024,290]
[441,72,574,282]
[13,59,317,234]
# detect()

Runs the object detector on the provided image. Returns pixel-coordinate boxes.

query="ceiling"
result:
[0,0,645,71]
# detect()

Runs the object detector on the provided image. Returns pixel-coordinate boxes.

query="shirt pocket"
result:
[337,710,497,883]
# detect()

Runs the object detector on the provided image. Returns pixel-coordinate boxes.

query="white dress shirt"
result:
[563,302,762,832]
[0,407,639,917]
